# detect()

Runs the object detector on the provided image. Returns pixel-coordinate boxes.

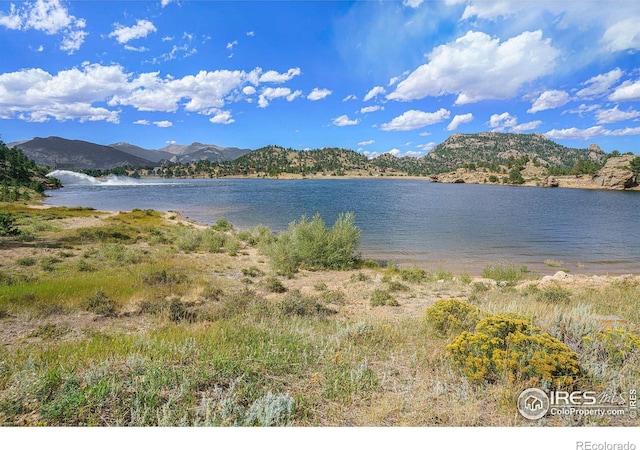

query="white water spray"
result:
[47,170,144,186]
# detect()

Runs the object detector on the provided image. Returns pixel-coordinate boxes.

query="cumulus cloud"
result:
[360,105,383,114]
[489,112,540,133]
[388,149,401,157]
[259,68,301,83]
[209,110,234,125]
[609,80,640,102]
[307,88,332,101]
[364,86,386,102]
[603,17,640,52]
[417,142,437,152]
[545,126,640,140]
[380,108,450,131]
[595,106,640,124]
[403,0,425,7]
[0,0,87,53]
[446,113,474,131]
[576,69,623,99]
[257,87,301,108]
[343,94,357,102]
[109,19,157,44]
[226,40,238,50]
[527,90,570,113]
[358,139,375,146]
[332,115,360,126]
[153,120,173,128]
[134,119,149,125]
[0,62,304,124]
[387,30,558,105]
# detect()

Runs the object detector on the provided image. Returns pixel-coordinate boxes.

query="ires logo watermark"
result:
[517,387,637,420]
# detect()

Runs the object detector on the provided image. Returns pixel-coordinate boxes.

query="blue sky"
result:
[1,0,639,156]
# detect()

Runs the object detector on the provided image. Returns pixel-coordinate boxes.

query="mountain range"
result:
[8,137,251,170]
[7,133,615,175]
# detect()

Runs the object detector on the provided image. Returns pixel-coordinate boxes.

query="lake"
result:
[43,171,640,275]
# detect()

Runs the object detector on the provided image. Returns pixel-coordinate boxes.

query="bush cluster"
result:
[446,313,582,387]
[425,299,582,388]
[424,298,483,334]
[265,213,361,276]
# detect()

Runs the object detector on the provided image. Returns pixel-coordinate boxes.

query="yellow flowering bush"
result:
[425,298,484,334]
[583,328,640,367]
[447,314,582,388]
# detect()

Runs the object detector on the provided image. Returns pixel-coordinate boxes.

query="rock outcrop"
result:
[592,155,638,190]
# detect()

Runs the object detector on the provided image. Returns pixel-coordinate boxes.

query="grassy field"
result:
[0,202,639,426]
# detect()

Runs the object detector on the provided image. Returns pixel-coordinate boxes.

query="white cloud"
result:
[417,142,437,152]
[124,45,149,52]
[603,17,640,52]
[489,112,518,131]
[343,94,357,102]
[226,40,238,50]
[332,115,360,127]
[259,68,301,83]
[380,108,450,131]
[527,90,570,113]
[446,113,474,131]
[0,0,87,54]
[387,30,558,105]
[545,126,640,140]
[388,149,401,157]
[0,63,304,124]
[596,106,640,124]
[246,31,255,37]
[576,69,623,99]
[153,120,173,128]
[307,88,332,101]
[404,151,425,158]
[360,105,384,114]
[209,110,234,125]
[109,19,156,44]
[358,139,375,146]
[161,0,175,7]
[364,86,386,102]
[257,87,301,108]
[489,112,540,133]
[134,119,149,125]
[609,80,640,102]
[403,0,425,8]
[511,120,542,133]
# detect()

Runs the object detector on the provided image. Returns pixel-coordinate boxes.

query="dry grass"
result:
[0,204,638,426]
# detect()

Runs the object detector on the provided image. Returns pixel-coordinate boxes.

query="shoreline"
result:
[27,201,640,278]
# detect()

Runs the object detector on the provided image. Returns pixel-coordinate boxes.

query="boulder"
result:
[592,155,638,190]
[540,176,559,188]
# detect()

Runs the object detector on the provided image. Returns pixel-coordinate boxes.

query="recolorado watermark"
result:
[576,442,636,450]
[517,387,637,421]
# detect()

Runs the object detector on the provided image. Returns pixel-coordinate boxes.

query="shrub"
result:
[201,229,225,253]
[425,298,483,334]
[482,264,527,285]
[399,266,428,283]
[243,392,295,426]
[278,289,335,317]
[266,212,360,275]
[85,291,117,316]
[536,284,572,303]
[0,212,20,237]
[265,276,287,293]
[370,289,398,307]
[175,227,203,252]
[212,217,233,232]
[447,314,582,387]
[350,272,370,283]
[583,329,640,368]
[16,257,36,266]
[142,269,185,286]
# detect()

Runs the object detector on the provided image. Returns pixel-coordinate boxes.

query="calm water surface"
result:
[44,174,640,275]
